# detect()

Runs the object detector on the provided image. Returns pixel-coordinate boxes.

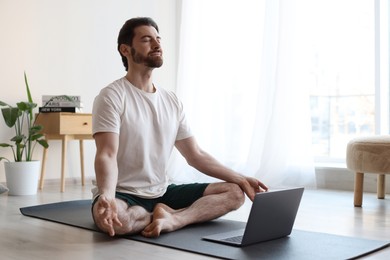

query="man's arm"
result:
[175,136,268,201]
[93,132,122,236]
[94,132,119,198]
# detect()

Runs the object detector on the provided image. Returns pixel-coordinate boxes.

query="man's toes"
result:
[142,229,158,238]
[142,223,159,237]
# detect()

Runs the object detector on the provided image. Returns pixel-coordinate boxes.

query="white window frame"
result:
[376,0,389,135]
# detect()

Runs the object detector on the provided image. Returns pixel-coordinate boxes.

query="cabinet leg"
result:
[39,147,48,190]
[61,136,68,192]
[79,140,85,186]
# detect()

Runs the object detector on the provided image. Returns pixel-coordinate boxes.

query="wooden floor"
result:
[1,181,389,260]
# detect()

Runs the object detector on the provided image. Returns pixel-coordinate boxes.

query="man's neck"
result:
[125,67,155,93]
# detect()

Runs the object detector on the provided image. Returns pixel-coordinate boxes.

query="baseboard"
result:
[0,177,94,189]
[315,166,390,194]
[2,171,389,194]
[40,177,95,187]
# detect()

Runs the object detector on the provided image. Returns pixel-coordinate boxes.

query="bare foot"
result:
[141,203,183,238]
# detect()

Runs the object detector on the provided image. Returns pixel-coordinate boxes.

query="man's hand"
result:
[93,195,122,236]
[238,176,268,201]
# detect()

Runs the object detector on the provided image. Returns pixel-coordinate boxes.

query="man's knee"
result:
[227,183,245,209]
[211,182,245,210]
[204,182,245,210]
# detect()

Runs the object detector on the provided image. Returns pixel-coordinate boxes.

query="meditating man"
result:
[91,17,268,238]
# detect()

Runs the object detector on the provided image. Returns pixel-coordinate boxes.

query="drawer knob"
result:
[83,122,88,126]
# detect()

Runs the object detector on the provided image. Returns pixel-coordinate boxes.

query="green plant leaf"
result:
[37,139,49,148]
[30,133,44,141]
[30,124,43,132]
[1,107,20,128]
[11,135,24,144]
[25,72,33,102]
[17,101,36,111]
[0,143,12,147]
[24,72,34,122]
[0,101,10,107]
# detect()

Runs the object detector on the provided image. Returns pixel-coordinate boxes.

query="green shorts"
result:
[116,183,209,212]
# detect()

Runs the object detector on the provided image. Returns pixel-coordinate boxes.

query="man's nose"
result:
[152,40,161,49]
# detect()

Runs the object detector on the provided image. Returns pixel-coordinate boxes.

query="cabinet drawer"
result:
[59,114,92,134]
[35,113,92,135]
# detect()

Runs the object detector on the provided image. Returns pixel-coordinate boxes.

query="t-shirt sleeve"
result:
[92,87,122,136]
[175,97,193,141]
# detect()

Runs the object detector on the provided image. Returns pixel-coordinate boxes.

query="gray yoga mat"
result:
[20,199,389,260]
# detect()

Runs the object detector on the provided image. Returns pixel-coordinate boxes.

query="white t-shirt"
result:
[92,77,192,198]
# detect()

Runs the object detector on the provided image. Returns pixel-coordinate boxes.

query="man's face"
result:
[130,25,163,68]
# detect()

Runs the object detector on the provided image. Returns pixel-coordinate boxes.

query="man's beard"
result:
[131,47,163,68]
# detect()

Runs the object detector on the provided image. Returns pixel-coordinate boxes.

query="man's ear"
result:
[119,44,131,56]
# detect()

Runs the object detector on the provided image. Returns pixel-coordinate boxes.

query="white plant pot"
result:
[4,161,41,196]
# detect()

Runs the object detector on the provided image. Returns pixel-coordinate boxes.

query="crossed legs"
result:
[92,182,245,237]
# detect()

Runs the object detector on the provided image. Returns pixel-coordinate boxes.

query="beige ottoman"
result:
[346,136,390,207]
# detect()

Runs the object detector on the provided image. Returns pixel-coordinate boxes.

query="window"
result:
[309,0,389,163]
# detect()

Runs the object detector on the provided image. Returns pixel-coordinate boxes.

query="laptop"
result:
[202,187,304,247]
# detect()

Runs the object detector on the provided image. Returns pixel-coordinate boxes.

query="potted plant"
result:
[0,72,49,195]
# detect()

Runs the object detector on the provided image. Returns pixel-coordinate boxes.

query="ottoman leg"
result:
[354,172,364,207]
[377,174,385,199]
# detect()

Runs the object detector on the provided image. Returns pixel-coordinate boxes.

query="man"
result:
[91,17,268,238]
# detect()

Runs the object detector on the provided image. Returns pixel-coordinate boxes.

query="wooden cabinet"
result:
[35,113,93,192]
[35,113,92,135]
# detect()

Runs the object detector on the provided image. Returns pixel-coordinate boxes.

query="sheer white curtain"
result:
[168,0,316,188]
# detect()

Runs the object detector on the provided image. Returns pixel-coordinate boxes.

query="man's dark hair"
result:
[117,17,159,71]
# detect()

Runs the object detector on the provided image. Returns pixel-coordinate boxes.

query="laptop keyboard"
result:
[222,235,243,243]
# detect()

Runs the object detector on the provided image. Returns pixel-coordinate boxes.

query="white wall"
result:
[0,0,179,183]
